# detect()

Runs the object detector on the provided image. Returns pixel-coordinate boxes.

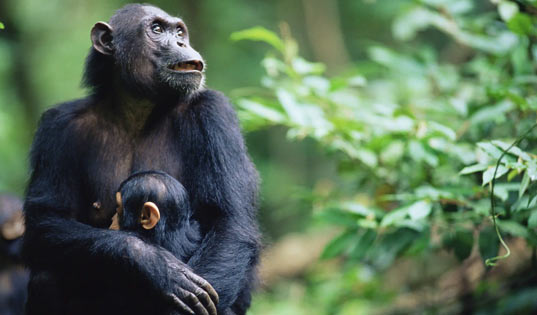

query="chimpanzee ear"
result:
[141,202,160,230]
[91,22,114,55]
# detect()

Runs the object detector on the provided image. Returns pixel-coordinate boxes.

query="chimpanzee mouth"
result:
[168,60,204,72]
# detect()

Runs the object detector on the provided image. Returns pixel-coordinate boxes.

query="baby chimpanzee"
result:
[110,171,200,263]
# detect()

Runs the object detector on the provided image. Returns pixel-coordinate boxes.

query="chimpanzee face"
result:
[140,6,205,95]
[90,5,205,98]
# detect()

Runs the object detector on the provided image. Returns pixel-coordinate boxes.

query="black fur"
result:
[117,171,201,261]
[23,4,260,315]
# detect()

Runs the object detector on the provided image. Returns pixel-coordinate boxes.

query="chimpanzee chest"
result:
[80,119,184,227]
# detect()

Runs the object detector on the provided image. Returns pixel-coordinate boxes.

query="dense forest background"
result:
[2,0,537,314]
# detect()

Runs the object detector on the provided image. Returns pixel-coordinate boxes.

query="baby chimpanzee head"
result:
[110,171,192,238]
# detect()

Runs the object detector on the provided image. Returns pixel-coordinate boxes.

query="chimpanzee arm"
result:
[23,106,218,315]
[179,90,261,311]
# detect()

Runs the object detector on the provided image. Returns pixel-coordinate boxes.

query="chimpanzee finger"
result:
[177,287,210,315]
[193,287,218,315]
[185,271,219,305]
[166,293,195,315]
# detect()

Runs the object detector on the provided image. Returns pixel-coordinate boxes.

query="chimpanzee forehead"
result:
[142,5,184,24]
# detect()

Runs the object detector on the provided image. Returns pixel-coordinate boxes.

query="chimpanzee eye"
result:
[177,27,184,36]
[151,22,163,33]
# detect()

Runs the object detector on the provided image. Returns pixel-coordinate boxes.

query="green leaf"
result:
[316,210,359,228]
[527,161,537,180]
[292,58,325,75]
[507,13,534,36]
[477,142,504,159]
[276,89,307,126]
[230,27,284,52]
[491,140,532,161]
[482,165,509,186]
[470,102,514,125]
[460,163,489,175]
[528,210,537,228]
[443,230,473,261]
[321,230,358,259]
[349,230,377,260]
[0,22,4,30]
[498,220,529,238]
[407,200,432,220]
[237,99,286,123]
[409,140,438,167]
[357,219,378,229]
[380,207,408,227]
[519,171,531,198]
[392,7,434,41]
[428,122,457,140]
[493,183,520,201]
[479,227,499,262]
[498,0,519,21]
[356,149,378,168]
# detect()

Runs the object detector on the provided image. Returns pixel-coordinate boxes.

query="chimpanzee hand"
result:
[159,252,219,315]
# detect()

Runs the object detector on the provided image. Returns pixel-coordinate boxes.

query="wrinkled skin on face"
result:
[140,6,205,95]
[88,5,205,98]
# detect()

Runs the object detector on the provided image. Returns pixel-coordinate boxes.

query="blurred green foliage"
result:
[234,0,537,313]
[3,0,537,314]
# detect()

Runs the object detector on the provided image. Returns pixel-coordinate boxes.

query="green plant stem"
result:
[486,122,537,266]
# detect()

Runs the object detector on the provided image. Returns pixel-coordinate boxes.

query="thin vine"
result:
[486,122,537,266]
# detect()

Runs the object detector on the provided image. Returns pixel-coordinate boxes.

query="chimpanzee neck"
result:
[93,85,160,134]
[114,89,155,131]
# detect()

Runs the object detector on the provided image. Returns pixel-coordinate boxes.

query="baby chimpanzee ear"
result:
[140,202,160,230]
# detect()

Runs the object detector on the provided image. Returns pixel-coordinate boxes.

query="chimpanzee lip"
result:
[168,60,204,72]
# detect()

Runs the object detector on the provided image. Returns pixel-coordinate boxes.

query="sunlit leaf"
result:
[409,141,438,167]
[491,140,532,161]
[407,200,432,220]
[482,165,509,186]
[292,58,325,75]
[393,7,434,41]
[519,171,530,198]
[339,202,378,217]
[276,89,306,126]
[460,163,488,175]
[477,142,504,160]
[237,100,286,123]
[230,26,284,52]
[527,161,537,180]
[498,0,519,21]
[380,207,408,227]
[356,149,378,168]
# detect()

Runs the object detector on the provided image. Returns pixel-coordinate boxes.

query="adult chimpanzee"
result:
[23,4,260,315]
